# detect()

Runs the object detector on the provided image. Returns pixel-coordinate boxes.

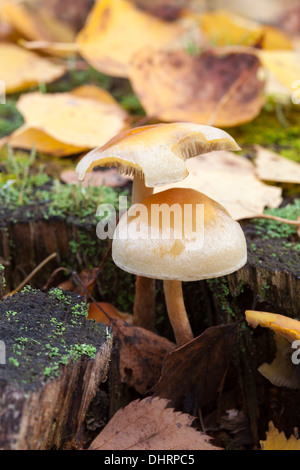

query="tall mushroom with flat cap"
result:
[76,122,240,330]
[112,187,247,346]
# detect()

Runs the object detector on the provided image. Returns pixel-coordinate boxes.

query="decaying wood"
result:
[0,345,112,450]
[0,290,113,450]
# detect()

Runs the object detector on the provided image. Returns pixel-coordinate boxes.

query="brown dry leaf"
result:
[87,302,133,325]
[128,48,265,127]
[6,86,128,156]
[0,43,66,93]
[260,421,300,450]
[0,0,75,43]
[76,0,185,78]
[154,150,282,220]
[199,9,292,49]
[89,396,221,450]
[112,318,175,395]
[151,323,238,413]
[254,146,300,184]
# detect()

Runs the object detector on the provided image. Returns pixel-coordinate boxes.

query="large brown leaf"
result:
[151,322,238,414]
[128,48,265,127]
[89,396,222,450]
[112,319,175,395]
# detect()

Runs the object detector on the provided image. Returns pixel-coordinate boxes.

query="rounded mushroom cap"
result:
[112,187,247,281]
[76,122,240,187]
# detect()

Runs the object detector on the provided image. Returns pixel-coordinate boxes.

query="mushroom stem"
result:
[163,280,194,347]
[133,275,156,330]
[131,174,153,204]
[131,174,155,329]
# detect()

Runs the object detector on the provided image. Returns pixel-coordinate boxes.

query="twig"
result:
[4,253,57,298]
[243,213,300,226]
[85,240,112,290]
[41,266,70,291]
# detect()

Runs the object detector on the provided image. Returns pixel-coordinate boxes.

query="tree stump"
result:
[0,287,113,450]
[0,206,136,314]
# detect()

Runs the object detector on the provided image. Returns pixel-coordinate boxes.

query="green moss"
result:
[0,100,24,138]
[0,147,125,223]
[206,277,236,320]
[252,199,300,240]
[228,100,300,162]
[0,288,109,386]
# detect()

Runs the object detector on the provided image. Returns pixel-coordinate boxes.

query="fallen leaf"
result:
[19,39,79,58]
[0,43,66,93]
[258,50,300,93]
[128,48,265,127]
[154,151,282,220]
[254,146,300,184]
[76,0,185,77]
[151,323,238,414]
[6,86,128,156]
[60,168,131,188]
[1,0,75,43]
[260,421,300,450]
[112,318,175,394]
[88,302,133,325]
[199,10,292,49]
[89,396,221,450]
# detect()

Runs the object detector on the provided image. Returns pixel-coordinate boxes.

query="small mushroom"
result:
[112,187,247,346]
[245,310,300,389]
[76,122,240,330]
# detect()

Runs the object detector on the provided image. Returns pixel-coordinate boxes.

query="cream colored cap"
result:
[76,122,240,187]
[112,188,247,281]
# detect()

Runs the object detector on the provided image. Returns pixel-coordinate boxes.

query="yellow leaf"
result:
[7,86,129,156]
[1,0,75,43]
[0,43,66,93]
[258,50,300,92]
[76,0,185,78]
[199,10,292,49]
[200,10,262,47]
[261,422,300,450]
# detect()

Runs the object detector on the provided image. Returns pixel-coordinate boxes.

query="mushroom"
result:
[112,187,247,346]
[75,122,240,330]
[245,310,300,389]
